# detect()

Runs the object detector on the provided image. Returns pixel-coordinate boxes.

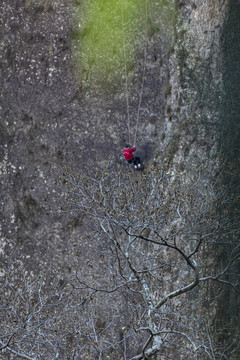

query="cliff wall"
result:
[0,0,239,358]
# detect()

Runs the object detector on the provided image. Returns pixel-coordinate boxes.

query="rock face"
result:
[0,0,239,358]
[0,0,173,274]
[1,0,77,276]
[168,0,240,353]
[217,0,240,335]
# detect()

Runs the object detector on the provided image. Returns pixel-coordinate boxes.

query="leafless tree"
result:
[2,164,239,360]
[57,162,240,359]
[0,262,73,360]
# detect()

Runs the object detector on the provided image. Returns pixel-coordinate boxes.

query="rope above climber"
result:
[123,144,141,169]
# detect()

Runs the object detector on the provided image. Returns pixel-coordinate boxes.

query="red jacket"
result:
[123,147,136,160]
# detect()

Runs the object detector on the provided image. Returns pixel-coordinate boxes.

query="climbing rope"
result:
[121,0,148,146]
[121,3,131,144]
[133,0,148,146]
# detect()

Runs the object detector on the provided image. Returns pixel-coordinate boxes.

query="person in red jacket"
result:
[123,144,141,169]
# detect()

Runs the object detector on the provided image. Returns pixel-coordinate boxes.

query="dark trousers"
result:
[127,157,140,166]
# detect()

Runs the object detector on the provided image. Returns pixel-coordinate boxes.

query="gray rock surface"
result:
[1,0,239,358]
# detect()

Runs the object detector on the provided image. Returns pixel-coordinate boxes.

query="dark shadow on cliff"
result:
[217,0,240,350]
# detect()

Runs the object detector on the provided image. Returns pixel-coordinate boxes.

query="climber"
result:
[123,144,141,169]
